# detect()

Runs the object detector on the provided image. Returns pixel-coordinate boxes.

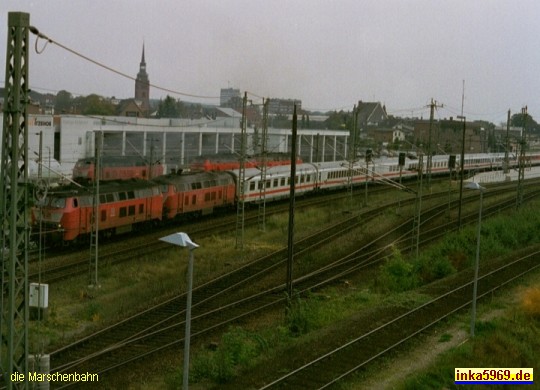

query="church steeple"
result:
[135,43,150,115]
[140,44,146,71]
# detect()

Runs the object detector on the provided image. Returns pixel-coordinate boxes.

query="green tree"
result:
[511,112,539,134]
[156,95,181,118]
[80,94,116,115]
[324,110,352,130]
[55,90,73,113]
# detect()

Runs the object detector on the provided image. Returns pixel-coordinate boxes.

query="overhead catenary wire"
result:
[29,26,220,100]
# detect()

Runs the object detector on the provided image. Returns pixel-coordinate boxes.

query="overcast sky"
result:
[1,0,539,124]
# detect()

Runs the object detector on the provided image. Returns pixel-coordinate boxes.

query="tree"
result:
[511,112,540,134]
[324,110,352,130]
[81,94,116,116]
[55,90,73,113]
[156,95,181,118]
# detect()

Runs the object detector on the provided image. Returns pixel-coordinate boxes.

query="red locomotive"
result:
[34,171,236,244]
[34,180,163,244]
[155,171,236,220]
[189,153,302,172]
[73,155,163,182]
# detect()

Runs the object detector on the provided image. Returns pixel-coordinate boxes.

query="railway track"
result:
[255,249,540,389]
[30,178,529,285]
[43,184,539,388]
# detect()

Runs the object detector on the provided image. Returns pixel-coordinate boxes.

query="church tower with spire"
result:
[134,44,150,115]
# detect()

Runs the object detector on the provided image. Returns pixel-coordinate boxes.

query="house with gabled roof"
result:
[356,101,388,129]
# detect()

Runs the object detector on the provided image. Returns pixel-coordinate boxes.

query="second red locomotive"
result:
[73,155,164,182]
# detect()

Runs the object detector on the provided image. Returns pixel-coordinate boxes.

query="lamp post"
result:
[465,181,485,337]
[159,232,199,390]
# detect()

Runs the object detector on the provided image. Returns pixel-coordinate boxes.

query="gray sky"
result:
[1,0,539,124]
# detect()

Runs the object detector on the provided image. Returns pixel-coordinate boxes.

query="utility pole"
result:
[258,98,269,231]
[1,12,30,389]
[235,92,248,249]
[426,99,443,188]
[504,110,510,174]
[457,115,467,229]
[347,104,358,211]
[286,105,298,300]
[516,106,527,208]
[412,154,424,259]
[89,131,102,288]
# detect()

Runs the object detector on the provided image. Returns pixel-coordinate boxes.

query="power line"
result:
[29,26,220,100]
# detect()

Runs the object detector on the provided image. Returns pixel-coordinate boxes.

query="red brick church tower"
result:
[134,44,150,115]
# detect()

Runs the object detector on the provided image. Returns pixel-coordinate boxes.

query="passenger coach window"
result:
[250,182,255,191]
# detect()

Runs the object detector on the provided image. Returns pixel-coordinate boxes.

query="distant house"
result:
[366,127,405,144]
[357,101,388,128]
[116,99,146,117]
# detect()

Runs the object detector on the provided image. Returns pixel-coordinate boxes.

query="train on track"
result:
[34,152,540,244]
[73,155,164,182]
[189,153,302,171]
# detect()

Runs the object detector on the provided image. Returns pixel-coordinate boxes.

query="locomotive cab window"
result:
[128,205,135,216]
[73,198,78,208]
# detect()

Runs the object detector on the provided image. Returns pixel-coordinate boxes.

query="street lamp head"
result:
[465,181,485,192]
[159,232,199,250]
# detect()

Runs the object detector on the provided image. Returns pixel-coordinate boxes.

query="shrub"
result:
[521,287,540,318]
[285,293,316,336]
[414,254,456,284]
[191,327,268,384]
[377,247,418,292]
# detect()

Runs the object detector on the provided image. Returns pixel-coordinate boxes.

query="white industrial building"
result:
[0,113,350,179]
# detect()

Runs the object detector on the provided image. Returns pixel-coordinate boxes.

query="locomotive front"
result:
[33,192,82,244]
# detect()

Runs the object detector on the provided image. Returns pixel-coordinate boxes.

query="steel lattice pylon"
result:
[1,12,30,389]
